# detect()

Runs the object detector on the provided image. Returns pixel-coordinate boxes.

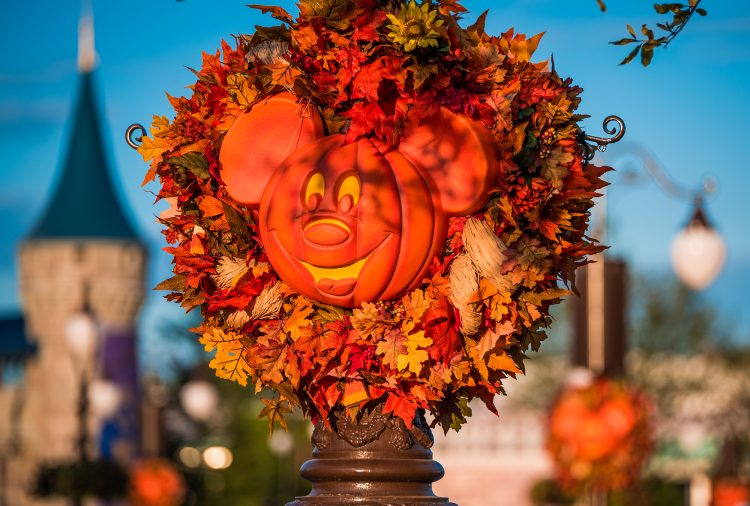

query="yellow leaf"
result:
[251,261,271,277]
[488,351,523,374]
[466,340,489,381]
[283,298,314,341]
[199,327,240,352]
[510,32,544,62]
[175,139,209,157]
[476,320,515,356]
[151,115,177,139]
[258,398,292,436]
[488,290,512,321]
[137,135,171,163]
[266,59,299,87]
[396,330,432,375]
[352,302,388,338]
[375,329,407,369]
[210,346,252,387]
[402,288,433,323]
[396,348,429,374]
[200,327,252,387]
[226,73,259,108]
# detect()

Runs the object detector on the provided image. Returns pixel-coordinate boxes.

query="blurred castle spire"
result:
[6,3,147,503]
[77,1,97,73]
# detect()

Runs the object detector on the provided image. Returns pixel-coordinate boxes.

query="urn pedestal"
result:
[288,407,456,506]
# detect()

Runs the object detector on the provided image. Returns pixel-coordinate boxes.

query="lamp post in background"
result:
[614,142,725,290]
[671,199,726,291]
[574,141,726,375]
[65,312,98,463]
[268,430,295,505]
[64,311,98,506]
[572,141,725,506]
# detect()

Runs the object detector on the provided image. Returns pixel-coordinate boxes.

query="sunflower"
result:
[386,1,444,52]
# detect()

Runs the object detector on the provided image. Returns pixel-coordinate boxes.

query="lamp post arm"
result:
[624,144,699,201]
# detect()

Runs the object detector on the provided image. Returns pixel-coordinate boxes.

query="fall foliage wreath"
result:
[139,0,609,431]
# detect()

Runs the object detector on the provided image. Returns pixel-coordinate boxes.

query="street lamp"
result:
[65,311,98,506]
[65,313,97,362]
[65,311,98,463]
[610,142,725,290]
[88,379,123,420]
[671,199,726,291]
[179,380,220,423]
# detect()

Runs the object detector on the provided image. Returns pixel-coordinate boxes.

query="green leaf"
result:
[167,152,209,179]
[222,202,250,241]
[408,63,438,89]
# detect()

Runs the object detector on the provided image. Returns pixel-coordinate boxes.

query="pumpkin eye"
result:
[304,172,325,210]
[337,174,360,212]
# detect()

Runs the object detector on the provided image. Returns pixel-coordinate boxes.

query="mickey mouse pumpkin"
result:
[220,92,498,307]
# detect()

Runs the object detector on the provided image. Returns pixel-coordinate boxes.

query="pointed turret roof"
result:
[29,14,138,240]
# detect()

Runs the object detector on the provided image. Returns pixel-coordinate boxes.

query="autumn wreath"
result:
[139,0,609,431]
[547,378,653,493]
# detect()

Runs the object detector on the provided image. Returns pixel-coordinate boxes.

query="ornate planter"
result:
[289,406,455,505]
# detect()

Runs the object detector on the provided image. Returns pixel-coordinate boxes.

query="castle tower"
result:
[8,9,146,504]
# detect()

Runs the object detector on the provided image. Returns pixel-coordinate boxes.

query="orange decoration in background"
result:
[220,93,497,307]
[714,479,750,506]
[547,378,652,494]
[129,458,186,506]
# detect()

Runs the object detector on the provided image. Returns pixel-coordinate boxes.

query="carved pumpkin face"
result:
[260,135,444,306]
[220,93,498,307]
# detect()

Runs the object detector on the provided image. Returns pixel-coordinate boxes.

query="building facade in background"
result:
[1,13,146,505]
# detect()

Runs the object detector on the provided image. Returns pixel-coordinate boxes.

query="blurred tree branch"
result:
[601,1,708,66]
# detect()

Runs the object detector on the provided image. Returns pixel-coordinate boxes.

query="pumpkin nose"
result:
[303,218,351,246]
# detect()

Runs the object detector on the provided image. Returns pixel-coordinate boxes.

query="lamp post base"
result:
[288,405,455,506]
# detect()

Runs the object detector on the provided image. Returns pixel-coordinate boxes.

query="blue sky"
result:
[1,0,749,365]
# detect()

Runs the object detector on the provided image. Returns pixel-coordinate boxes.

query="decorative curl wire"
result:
[577,115,626,166]
[126,124,146,150]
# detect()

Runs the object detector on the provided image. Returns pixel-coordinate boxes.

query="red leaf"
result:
[383,393,418,428]
[424,295,462,365]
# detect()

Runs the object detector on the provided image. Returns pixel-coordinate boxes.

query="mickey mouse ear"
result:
[219,93,324,206]
[398,108,498,215]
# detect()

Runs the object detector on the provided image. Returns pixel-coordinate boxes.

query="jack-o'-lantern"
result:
[220,93,497,307]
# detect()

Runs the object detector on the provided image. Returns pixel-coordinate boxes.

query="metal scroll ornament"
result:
[578,115,626,165]
[125,124,146,150]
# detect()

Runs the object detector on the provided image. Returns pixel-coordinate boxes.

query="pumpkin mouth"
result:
[298,254,371,295]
